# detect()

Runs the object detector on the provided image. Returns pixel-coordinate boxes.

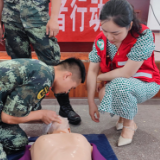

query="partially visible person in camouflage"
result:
[0,0,82,127]
[1,0,60,65]
[0,58,86,159]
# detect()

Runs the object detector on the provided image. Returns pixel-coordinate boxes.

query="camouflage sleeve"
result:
[2,76,52,117]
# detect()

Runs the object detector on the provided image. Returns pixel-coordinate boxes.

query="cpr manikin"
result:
[30,117,92,160]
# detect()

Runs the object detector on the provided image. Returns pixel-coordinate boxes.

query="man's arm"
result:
[1,110,61,124]
[0,0,3,22]
[50,0,61,21]
[1,110,42,124]
[46,0,61,37]
[0,0,4,42]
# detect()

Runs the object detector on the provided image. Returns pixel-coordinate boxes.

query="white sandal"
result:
[116,122,123,130]
[118,125,138,146]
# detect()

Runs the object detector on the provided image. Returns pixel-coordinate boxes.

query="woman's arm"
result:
[87,62,100,104]
[97,59,144,82]
[87,43,101,122]
[87,62,100,122]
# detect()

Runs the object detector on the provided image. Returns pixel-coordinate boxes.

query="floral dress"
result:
[89,29,160,119]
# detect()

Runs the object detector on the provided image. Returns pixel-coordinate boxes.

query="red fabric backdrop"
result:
[52,0,109,42]
[0,0,109,51]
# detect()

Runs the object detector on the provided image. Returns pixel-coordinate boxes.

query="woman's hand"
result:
[89,102,100,123]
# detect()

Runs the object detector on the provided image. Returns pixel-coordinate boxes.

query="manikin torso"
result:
[30,118,92,160]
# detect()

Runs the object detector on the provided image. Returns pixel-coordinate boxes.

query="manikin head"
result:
[52,58,86,94]
[31,116,93,160]
[48,116,71,134]
[100,0,142,46]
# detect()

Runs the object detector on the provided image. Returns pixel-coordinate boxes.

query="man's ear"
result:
[63,71,72,80]
[68,128,71,133]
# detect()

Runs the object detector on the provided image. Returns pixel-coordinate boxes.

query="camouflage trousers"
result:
[4,23,60,66]
[0,122,28,159]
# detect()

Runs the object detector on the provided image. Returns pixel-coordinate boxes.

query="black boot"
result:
[55,93,81,125]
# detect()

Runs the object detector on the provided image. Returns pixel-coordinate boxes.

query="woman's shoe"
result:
[118,125,137,147]
[116,122,123,130]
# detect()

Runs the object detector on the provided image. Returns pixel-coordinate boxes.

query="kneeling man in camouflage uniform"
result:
[0,0,82,125]
[0,58,85,159]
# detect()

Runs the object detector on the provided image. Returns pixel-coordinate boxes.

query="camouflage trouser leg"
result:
[25,26,60,65]
[0,143,7,160]
[4,23,32,59]
[0,122,28,156]
[4,23,60,66]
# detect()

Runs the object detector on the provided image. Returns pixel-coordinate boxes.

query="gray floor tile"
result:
[20,98,160,160]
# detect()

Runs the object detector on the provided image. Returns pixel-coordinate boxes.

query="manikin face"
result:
[48,117,71,134]
[53,71,81,94]
[101,19,132,46]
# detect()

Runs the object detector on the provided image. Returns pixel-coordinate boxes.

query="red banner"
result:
[49,0,109,42]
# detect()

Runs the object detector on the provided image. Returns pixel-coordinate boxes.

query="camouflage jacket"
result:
[2,0,50,28]
[0,59,54,121]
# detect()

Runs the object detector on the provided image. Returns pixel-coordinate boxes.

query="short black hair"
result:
[57,57,86,83]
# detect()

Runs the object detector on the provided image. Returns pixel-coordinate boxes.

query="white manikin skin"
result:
[30,117,92,160]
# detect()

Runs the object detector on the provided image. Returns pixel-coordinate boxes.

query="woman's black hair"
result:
[100,0,144,38]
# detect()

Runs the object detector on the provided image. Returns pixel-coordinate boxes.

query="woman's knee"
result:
[99,87,105,101]
[110,78,130,93]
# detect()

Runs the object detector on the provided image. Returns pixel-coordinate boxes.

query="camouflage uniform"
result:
[0,59,54,159]
[2,0,60,65]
